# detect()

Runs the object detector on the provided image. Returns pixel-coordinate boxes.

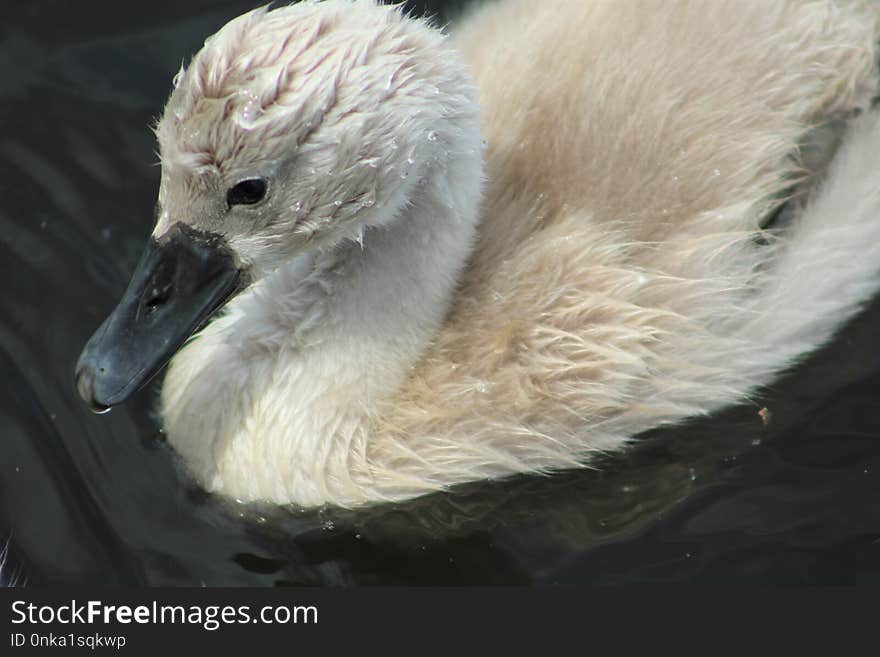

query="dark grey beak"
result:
[75,223,246,413]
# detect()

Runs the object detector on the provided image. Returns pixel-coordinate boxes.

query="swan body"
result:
[78,0,880,507]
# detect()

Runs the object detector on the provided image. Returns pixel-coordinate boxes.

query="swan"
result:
[75,0,880,508]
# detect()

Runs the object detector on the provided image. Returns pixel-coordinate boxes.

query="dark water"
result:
[1,0,879,586]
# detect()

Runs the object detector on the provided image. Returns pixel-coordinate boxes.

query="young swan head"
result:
[75,0,482,412]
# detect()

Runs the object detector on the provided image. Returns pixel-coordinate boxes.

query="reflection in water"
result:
[1,539,13,586]
[1,0,879,586]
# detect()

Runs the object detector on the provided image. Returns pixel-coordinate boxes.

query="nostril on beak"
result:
[142,283,173,315]
[75,366,112,415]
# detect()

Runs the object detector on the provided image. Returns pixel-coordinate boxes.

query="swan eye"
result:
[227,178,267,207]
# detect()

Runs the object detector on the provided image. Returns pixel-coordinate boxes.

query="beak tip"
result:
[75,365,113,415]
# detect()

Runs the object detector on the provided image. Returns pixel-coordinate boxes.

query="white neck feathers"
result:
[160,126,484,504]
